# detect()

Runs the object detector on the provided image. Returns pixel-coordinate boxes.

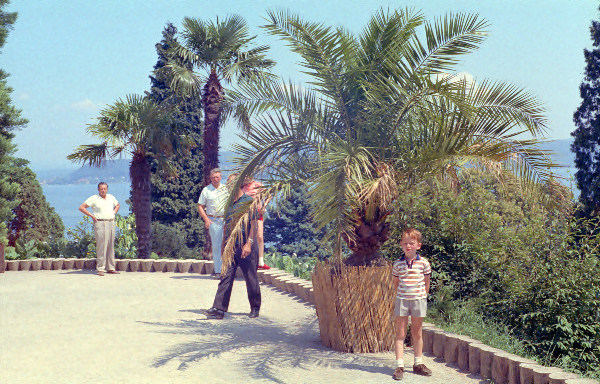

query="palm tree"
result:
[68,95,188,259]
[224,8,555,268]
[164,15,275,185]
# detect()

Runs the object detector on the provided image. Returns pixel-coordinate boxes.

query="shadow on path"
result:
[140,313,392,383]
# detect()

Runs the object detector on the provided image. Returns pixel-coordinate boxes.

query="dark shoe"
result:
[392,367,404,380]
[97,271,105,276]
[248,308,259,318]
[106,270,119,274]
[206,307,224,319]
[257,264,271,270]
[413,364,432,376]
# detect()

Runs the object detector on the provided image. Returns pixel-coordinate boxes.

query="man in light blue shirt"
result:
[197,168,228,276]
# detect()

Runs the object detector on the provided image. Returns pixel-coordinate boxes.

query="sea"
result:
[42,182,132,231]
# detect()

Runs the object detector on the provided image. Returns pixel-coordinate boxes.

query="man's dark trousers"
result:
[212,244,261,312]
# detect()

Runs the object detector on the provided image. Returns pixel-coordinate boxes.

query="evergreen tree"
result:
[264,187,330,260]
[148,24,205,255]
[572,9,600,216]
[0,1,25,243]
[6,158,64,246]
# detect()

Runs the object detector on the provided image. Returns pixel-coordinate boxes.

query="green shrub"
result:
[264,252,317,280]
[151,222,195,259]
[382,169,600,377]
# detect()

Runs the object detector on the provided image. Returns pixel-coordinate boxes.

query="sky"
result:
[3,0,598,171]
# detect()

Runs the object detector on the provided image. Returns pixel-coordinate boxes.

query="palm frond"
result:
[407,12,488,75]
[67,143,110,167]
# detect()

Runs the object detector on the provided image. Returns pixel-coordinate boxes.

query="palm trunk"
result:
[201,69,224,258]
[343,209,390,266]
[202,69,224,185]
[130,153,152,259]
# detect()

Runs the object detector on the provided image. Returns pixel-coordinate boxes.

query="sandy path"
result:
[0,271,485,384]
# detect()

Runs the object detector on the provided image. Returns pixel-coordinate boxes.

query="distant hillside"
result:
[41,159,130,185]
[41,151,238,185]
[37,144,575,185]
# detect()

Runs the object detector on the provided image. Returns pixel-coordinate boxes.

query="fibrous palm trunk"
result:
[130,153,152,259]
[201,69,223,185]
[201,69,224,258]
[343,209,390,266]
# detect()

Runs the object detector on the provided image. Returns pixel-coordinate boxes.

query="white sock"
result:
[396,359,404,368]
[414,356,423,365]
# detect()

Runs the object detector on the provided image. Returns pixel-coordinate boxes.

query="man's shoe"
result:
[392,367,404,380]
[206,307,224,319]
[413,364,432,376]
[248,308,259,318]
[257,264,271,270]
[97,271,105,276]
[106,270,119,274]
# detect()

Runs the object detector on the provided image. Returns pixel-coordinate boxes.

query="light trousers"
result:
[94,220,115,272]
[209,217,224,273]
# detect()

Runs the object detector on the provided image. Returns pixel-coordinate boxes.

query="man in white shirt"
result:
[198,168,228,276]
[79,182,120,276]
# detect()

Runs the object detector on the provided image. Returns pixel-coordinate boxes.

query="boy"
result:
[391,228,432,380]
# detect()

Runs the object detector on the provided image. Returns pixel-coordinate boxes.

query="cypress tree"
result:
[6,158,64,246]
[572,9,600,216]
[264,187,330,260]
[0,1,26,243]
[148,24,205,256]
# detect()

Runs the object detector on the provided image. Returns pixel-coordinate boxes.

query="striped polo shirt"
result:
[392,255,432,300]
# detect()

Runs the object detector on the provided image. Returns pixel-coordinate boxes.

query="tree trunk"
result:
[201,69,223,185]
[201,69,223,258]
[130,153,152,259]
[343,210,390,267]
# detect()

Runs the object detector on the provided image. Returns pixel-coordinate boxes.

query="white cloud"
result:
[70,98,98,110]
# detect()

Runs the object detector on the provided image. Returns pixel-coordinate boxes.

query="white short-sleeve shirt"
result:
[84,194,119,220]
[198,184,228,217]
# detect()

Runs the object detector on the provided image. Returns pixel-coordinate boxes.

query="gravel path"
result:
[0,270,486,384]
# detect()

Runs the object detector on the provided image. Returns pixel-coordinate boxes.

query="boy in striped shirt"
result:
[391,228,432,380]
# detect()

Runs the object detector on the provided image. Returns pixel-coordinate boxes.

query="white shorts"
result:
[394,298,427,317]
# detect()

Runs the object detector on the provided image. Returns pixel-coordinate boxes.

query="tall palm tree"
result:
[223,9,556,268]
[164,15,275,185]
[68,95,188,259]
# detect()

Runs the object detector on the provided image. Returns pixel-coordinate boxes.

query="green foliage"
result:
[0,2,26,245]
[265,186,331,260]
[6,158,64,246]
[151,221,196,259]
[264,252,317,281]
[571,9,600,216]
[3,245,16,260]
[383,169,600,376]
[114,214,137,259]
[64,216,95,258]
[148,23,206,255]
[429,300,530,359]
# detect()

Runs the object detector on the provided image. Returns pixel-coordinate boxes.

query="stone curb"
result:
[2,263,596,384]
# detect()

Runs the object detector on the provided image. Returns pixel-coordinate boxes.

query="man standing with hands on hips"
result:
[78,182,120,276]
[198,168,228,277]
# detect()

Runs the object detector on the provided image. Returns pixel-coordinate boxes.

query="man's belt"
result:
[96,219,114,221]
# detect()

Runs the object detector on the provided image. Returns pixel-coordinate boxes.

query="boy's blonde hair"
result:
[401,227,422,243]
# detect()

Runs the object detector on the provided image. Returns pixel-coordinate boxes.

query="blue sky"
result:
[3,0,597,170]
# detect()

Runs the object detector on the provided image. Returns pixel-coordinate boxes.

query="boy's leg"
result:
[394,316,409,380]
[411,315,432,376]
[410,316,424,358]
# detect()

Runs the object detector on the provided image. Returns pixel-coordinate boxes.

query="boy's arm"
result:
[424,273,430,295]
